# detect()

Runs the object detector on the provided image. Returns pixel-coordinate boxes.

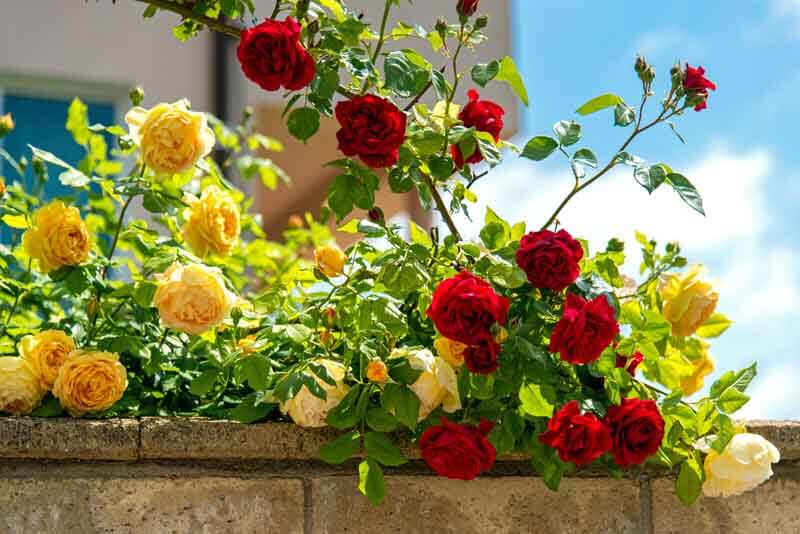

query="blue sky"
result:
[458,0,800,418]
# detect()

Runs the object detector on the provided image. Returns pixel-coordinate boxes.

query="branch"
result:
[133,0,242,38]
[420,172,462,242]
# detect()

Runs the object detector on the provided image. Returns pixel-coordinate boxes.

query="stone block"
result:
[311,476,643,534]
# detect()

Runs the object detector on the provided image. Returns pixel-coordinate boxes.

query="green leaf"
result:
[519,383,554,417]
[495,56,529,106]
[471,61,500,87]
[717,388,750,414]
[319,430,361,464]
[641,310,671,342]
[134,282,157,308]
[66,97,90,146]
[287,107,320,143]
[676,455,703,506]
[190,369,219,396]
[384,49,431,98]
[634,164,668,194]
[229,393,274,423]
[521,136,558,161]
[666,173,705,216]
[358,458,385,506]
[325,385,363,429]
[614,103,636,127]
[383,383,420,430]
[710,363,757,399]
[366,407,399,432]
[409,221,432,247]
[2,214,27,229]
[573,148,598,168]
[553,120,581,147]
[576,93,624,115]
[364,432,407,466]
[29,394,63,417]
[695,313,732,339]
[242,356,271,391]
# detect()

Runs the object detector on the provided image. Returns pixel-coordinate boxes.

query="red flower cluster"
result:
[539,401,611,466]
[540,398,664,468]
[457,0,480,16]
[549,293,619,364]
[237,18,315,92]
[515,229,583,291]
[335,95,407,168]
[604,398,665,467]
[420,417,496,480]
[427,271,509,346]
[683,64,716,112]
[451,90,505,168]
[615,351,644,376]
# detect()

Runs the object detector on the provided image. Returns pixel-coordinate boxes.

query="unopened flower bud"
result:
[474,15,489,30]
[634,55,647,74]
[367,207,384,224]
[366,360,389,384]
[0,113,14,138]
[32,156,46,178]
[241,106,254,124]
[457,0,479,17]
[670,63,684,90]
[493,325,508,345]
[287,214,304,229]
[307,19,320,36]
[129,86,145,107]
[319,328,333,347]
[435,19,448,38]
[87,297,99,318]
[322,307,337,326]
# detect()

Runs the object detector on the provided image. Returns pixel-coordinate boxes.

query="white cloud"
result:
[738,363,800,420]
[745,0,800,42]
[632,28,707,61]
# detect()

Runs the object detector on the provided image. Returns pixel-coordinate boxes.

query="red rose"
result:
[335,95,407,168]
[604,398,665,467]
[426,271,510,346]
[457,0,480,16]
[539,401,612,466]
[615,351,644,376]
[420,417,496,480]
[451,90,504,168]
[549,293,619,365]
[515,229,583,291]
[464,337,501,375]
[237,18,316,92]
[683,64,716,112]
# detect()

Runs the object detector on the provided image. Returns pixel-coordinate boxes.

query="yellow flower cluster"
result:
[0,331,127,417]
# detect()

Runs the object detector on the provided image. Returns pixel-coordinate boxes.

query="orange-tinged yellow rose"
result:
[0,113,13,137]
[154,262,238,335]
[661,265,719,337]
[433,337,467,368]
[314,244,347,277]
[366,360,389,384]
[390,347,460,420]
[181,185,241,257]
[680,349,715,397]
[52,350,127,416]
[0,177,6,196]
[0,357,45,415]
[20,330,76,390]
[237,335,266,356]
[22,201,91,273]
[125,99,215,175]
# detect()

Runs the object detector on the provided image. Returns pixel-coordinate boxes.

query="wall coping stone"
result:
[0,417,796,463]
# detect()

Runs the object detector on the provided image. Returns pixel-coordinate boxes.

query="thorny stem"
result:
[270,0,281,19]
[370,0,393,64]
[420,172,462,242]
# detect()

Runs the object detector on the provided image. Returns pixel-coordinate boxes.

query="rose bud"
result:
[287,214,305,229]
[457,0,479,17]
[128,86,145,106]
[367,207,384,224]
[0,113,15,138]
[366,360,389,384]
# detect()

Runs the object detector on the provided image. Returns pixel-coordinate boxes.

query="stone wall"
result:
[0,418,797,534]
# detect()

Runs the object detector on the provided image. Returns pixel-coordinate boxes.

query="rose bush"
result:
[0,0,776,508]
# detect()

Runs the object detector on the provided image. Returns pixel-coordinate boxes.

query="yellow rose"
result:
[390,347,460,420]
[680,349,715,397]
[20,330,76,390]
[279,359,350,428]
[181,185,241,257]
[0,113,13,137]
[366,360,389,384]
[125,99,215,175]
[237,335,266,356]
[314,244,347,277]
[661,265,719,337]
[22,201,91,273]
[433,337,467,368]
[0,357,45,415]
[52,350,128,416]
[702,433,780,497]
[153,262,237,335]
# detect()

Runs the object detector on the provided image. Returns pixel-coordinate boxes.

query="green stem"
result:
[1,259,31,336]
[370,0,392,64]
[420,172,462,242]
